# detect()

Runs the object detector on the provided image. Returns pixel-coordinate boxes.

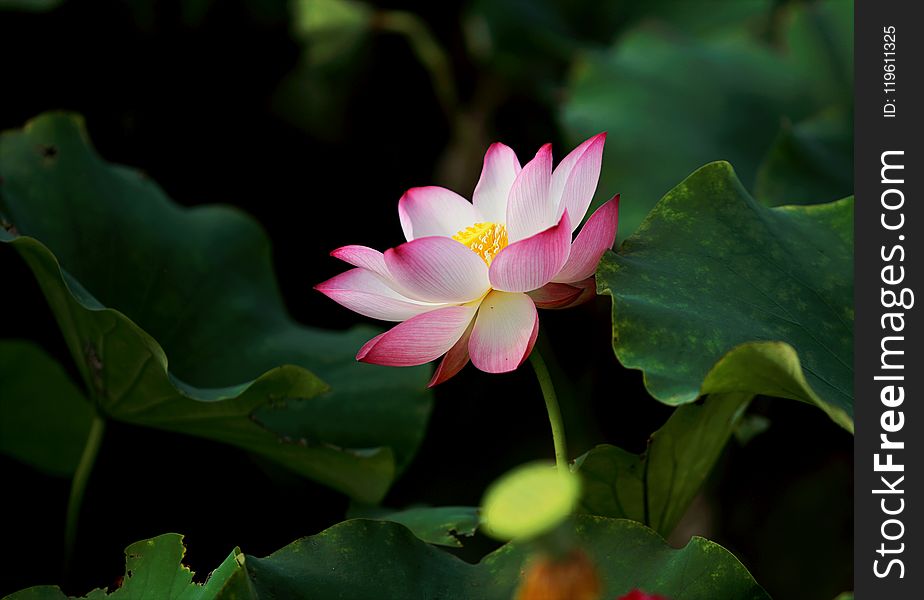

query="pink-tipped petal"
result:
[357,305,477,367]
[398,186,478,241]
[551,133,606,230]
[384,236,490,303]
[315,268,444,322]
[331,244,418,298]
[553,195,619,283]
[519,312,540,367]
[505,144,555,242]
[550,277,597,309]
[473,143,521,223]
[428,319,475,387]
[469,291,538,373]
[331,245,390,279]
[489,211,571,293]
[527,282,584,309]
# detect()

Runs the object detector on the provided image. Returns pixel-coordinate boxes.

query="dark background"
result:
[1,1,852,598]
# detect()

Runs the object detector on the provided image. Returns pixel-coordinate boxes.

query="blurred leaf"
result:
[292,0,373,65]
[481,462,580,541]
[0,113,432,503]
[833,594,853,600]
[597,162,853,431]
[561,0,852,238]
[575,393,750,537]
[5,534,250,599]
[781,0,853,102]
[756,109,853,206]
[279,0,454,140]
[8,519,769,599]
[346,505,480,547]
[0,340,94,477]
[465,0,771,92]
[0,0,62,11]
[273,0,374,140]
[622,0,773,35]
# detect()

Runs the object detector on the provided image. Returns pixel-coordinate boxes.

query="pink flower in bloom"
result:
[316,134,619,386]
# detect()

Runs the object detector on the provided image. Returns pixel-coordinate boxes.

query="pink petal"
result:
[551,132,606,230]
[315,268,443,322]
[357,305,477,367]
[557,277,597,309]
[330,244,417,298]
[398,186,478,241]
[527,282,583,309]
[520,312,540,367]
[384,236,490,303]
[505,143,555,242]
[553,194,619,283]
[428,319,475,387]
[489,211,571,293]
[473,143,521,223]
[469,291,538,373]
[331,245,391,280]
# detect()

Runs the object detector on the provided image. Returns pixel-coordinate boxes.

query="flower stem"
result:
[65,414,105,572]
[529,350,569,473]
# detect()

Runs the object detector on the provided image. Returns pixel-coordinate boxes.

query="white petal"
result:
[473,143,521,223]
[398,186,478,241]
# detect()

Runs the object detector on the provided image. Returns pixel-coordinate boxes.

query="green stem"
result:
[529,350,569,473]
[65,414,105,571]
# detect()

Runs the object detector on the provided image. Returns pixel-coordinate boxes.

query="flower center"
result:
[452,222,508,266]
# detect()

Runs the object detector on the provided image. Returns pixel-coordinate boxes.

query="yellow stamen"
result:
[452,222,508,265]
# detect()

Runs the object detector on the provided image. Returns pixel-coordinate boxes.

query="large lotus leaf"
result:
[241,517,769,599]
[4,534,250,599]
[7,519,768,599]
[597,161,853,431]
[0,340,94,477]
[561,0,852,238]
[0,113,432,503]
[345,504,480,547]
[575,393,751,537]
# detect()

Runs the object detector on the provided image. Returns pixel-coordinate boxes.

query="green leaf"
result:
[481,462,580,541]
[346,505,480,547]
[755,109,853,207]
[0,113,432,503]
[4,534,251,599]
[575,393,751,536]
[242,516,769,599]
[597,161,853,430]
[561,0,852,238]
[7,519,769,599]
[0,340,94,477]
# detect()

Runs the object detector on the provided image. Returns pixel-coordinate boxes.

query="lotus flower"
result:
[316,134,618,386]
